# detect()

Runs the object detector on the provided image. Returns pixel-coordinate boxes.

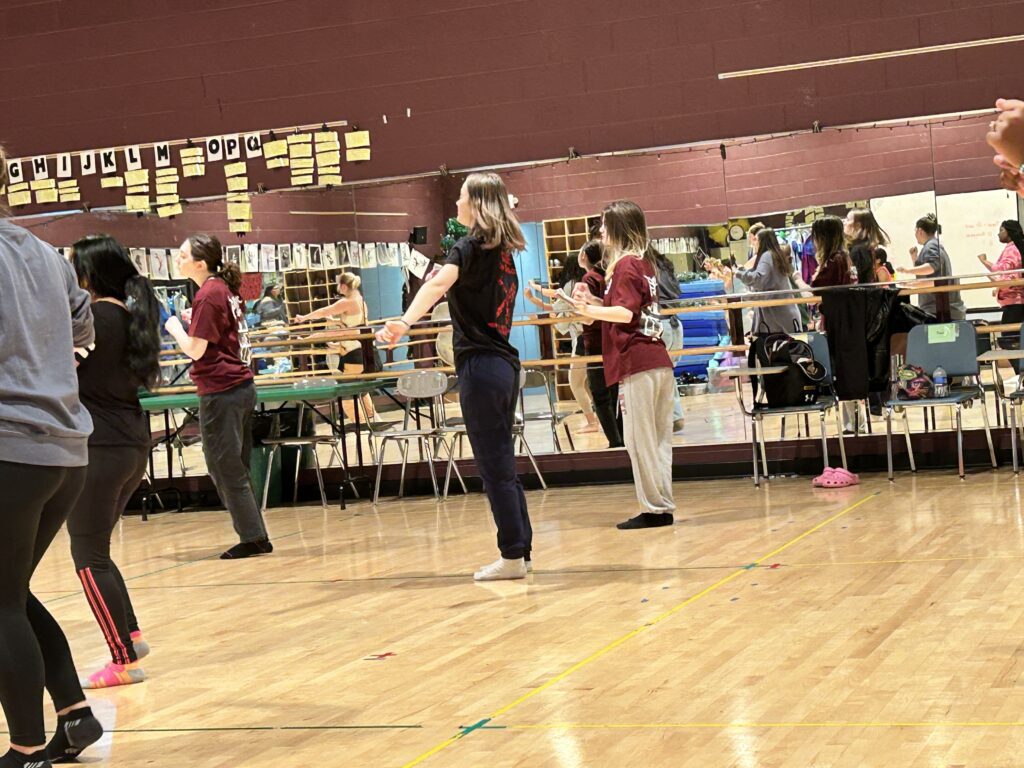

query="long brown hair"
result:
[754,228,791,275]
[602,200,654,277]
[463,172,526,253]
[812,216,850,268]
[848,208,890,246]
[187,234,243,294]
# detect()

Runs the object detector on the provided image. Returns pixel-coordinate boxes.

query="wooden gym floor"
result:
[19,470,1024,767]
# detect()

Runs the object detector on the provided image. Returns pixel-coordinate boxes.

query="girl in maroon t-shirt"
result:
[164,235,271,560]
[573,201,676,529]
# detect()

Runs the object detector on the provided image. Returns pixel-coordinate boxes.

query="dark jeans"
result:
[458,354,532,560]
[587,364,623,448]
[999,304,1024,374]
[199,381,268,543]
[68,444,149,665]
[0,461,87,746]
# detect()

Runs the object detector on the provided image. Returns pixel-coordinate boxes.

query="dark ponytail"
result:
[124,274,162,390]
[71,235,162,390]
[1003,220,1024,261]
[916,213,940,237]
[187,234,242,294]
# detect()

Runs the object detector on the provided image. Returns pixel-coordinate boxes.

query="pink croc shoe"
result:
[814,467,859,487]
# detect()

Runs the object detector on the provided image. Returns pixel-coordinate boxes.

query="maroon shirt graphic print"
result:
[445,235,521,367]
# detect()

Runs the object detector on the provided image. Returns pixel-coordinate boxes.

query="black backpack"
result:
[748,332,826,408]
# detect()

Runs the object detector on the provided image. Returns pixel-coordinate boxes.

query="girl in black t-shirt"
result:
[69,235,161,690]
[376,172,533,581]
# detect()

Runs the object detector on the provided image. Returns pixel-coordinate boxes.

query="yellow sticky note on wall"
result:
[289,143,312,158]
[126,185,150,195]
[156,194,180,205]
[229,221,252,233]
[156,183,178,195]
[314,130,338,144]
[179,147,204,160]
[345,131,370,149]
[101,176,125,188]
[125,169,149,187]
[157,203,183,218]
[227,202,252,220]
[7,182,29,193]
[318,175,342,186]
[316,151,340,166]
[224,161,247,177]
[318,165,340,175]
[35,189,59,204]
[266,157,289,169]
[346,148,371,162]
[290,157,314,169]
[125,195,151,211]
[7,191,32,206]
[156,167,180,178]
[58,179,78,189]
[291,174,314,186]
[183,164,205,178]
[263,140,287,159]
[226,176,249,191]
[287,133,311,144]
[59,192,82,203]
[30,179,56,190]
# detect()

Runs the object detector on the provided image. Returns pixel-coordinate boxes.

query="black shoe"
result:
[616,513,674,530]
[220,539,273,560]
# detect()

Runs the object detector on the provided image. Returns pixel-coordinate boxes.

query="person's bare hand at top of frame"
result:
[987,99,1024,196]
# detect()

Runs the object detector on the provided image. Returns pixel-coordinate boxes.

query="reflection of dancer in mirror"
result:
[0,144,105,766]
[978,221,1024,377]
[572,201,676,530]
[376,172,533,581]
[164,235,273,560]
[524,249,599,435]
[293,272,375,419]
[68,236,161,690]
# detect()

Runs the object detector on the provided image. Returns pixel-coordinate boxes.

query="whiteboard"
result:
[935,189,1020,309]
[869,191,936,276]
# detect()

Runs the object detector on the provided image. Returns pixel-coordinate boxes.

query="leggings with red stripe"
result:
[67,445,149,666]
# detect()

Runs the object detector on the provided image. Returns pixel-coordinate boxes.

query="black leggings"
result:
[67,445,149,666]
[0,461,87,747]
[586,364,623,448]
[999,304,1024,374]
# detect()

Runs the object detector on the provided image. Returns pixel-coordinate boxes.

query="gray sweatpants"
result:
[620,367,676,515]
[199,381,269,543]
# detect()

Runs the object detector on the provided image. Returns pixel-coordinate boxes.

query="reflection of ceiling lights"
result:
[719,33,1024,79]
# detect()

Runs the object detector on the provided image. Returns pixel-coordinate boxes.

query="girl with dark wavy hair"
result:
[68,235,161,690]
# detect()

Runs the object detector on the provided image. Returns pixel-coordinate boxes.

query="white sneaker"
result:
[474,557,527,581]
[526,559,533,573]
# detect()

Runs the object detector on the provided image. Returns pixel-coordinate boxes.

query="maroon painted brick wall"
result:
[23,177,446,247]
[2,0,1023,185]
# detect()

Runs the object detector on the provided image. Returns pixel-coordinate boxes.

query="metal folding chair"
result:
[731,332,847,487]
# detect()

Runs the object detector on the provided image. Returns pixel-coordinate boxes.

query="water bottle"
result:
[933,366,948,398]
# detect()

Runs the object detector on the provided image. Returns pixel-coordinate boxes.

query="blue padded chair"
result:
[885,321,996,480]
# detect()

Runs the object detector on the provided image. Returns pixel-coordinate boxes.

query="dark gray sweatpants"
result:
[199,381,269,543]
